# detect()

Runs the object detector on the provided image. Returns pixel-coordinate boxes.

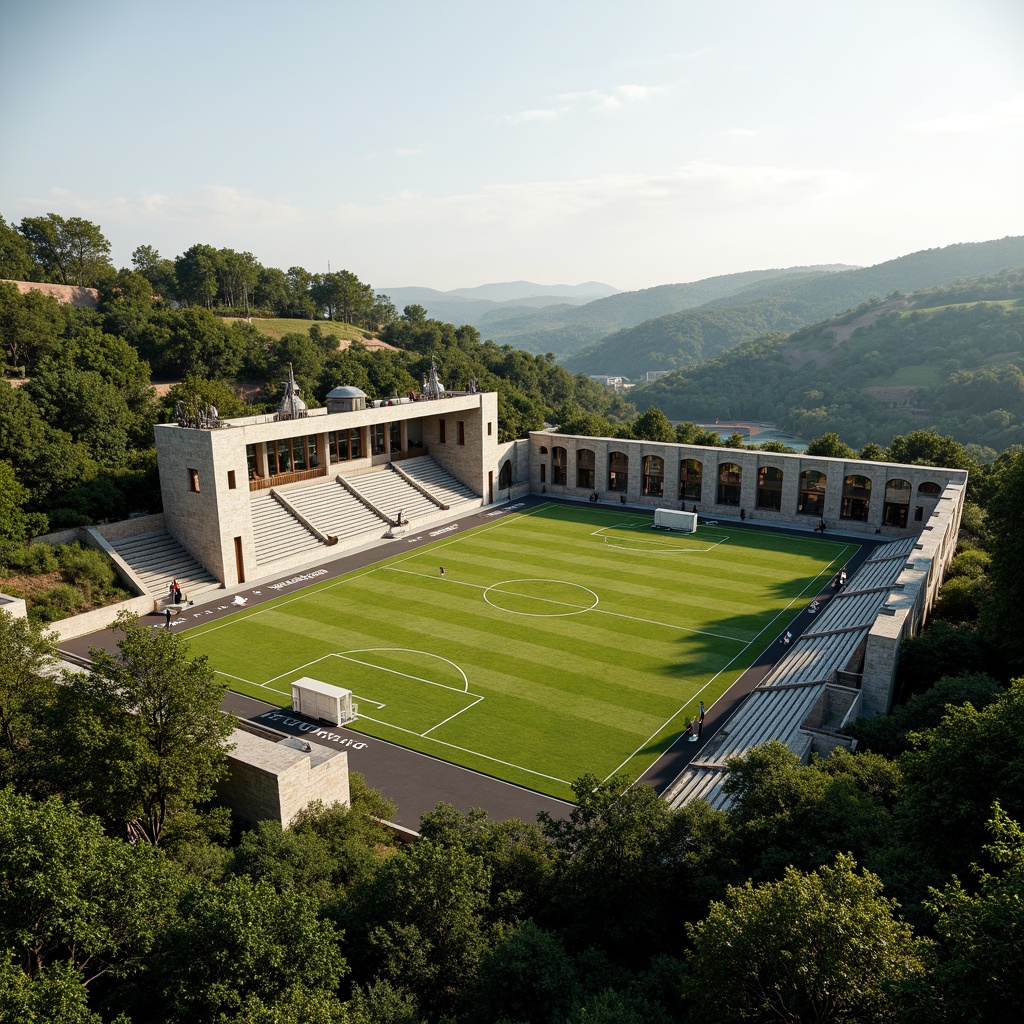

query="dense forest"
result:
[3,212,1024,1022]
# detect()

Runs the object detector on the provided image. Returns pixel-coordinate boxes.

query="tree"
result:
[0,214,33,280]
[0,789,181,987]
[897,677,1024,876]
[885,429,974,470]
[0,956,106,1024]
[342,839,493,1015]
[924,804,1024,1023]
[805,431,856,459]
[174,244,220,308]
[983,450,1024,664]
[19,214,112,287]
[52,612,234,846]
[631,407,676,443]
[0,461,48,545]
[0,281,65,373]
[539,775,672,957]
[683,854,928,1023]
[147,875,345,1024]
[0,610,58,789]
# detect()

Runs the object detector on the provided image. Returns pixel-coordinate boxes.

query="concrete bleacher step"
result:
[346,468,439,522]
[285,479,389,541]
[397,456,479,507]
[109,530,220,599]
[251,492,324,566]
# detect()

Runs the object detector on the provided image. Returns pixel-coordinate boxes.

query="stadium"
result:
[53,375,966,827]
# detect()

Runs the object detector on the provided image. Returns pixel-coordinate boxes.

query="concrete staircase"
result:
[285,478,390,541]
[346,467,440,523]
[251,492,324,566]
[397,456,479,508]
[108,531,220,600]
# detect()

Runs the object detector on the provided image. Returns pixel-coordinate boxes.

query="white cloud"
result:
[910,93,1024,134]
[395,147,422,158]
[505,83,665,123]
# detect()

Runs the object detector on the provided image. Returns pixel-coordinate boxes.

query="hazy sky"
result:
[2,0,1022,292]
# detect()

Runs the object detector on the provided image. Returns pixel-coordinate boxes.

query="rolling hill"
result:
[563,236,1024,379]
[631,267,1024,452]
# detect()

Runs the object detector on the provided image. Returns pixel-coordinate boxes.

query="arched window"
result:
[680,459,703,502]
[798,470,827,516]
[642,454,664,497]
[918,481,942,496]
[539,445,548,455]
[608,451,628,492]
[552,446,567,486]
[718,462,742,506]
[498,460,512,490]
[883,478,911,528]
[577,448,595,489]
[756,466,783,511]
[841,475,872,521]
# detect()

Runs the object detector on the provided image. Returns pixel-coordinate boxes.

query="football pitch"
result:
[186,504,855,801]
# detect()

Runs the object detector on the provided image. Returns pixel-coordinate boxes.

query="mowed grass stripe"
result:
[186,506,851,799]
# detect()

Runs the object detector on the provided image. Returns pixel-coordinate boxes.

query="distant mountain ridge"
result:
[564,236,1024,379]
[392,266,852,359]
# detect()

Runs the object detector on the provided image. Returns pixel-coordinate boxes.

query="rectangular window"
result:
[458,421,465,445]
[487,422,492,436]
[188,468,200,492]
[349,428,362,460]
[228,470,237,490]
[439,419,446,444]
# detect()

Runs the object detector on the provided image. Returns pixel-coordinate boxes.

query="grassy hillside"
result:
[221,316,371,345]
[633,269,1024,451]
[566,236,1024,379]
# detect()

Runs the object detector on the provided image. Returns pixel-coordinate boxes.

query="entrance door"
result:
[488,470,494,503]
[234,536,245,584]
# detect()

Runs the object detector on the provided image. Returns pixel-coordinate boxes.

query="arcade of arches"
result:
[543,450,947,525]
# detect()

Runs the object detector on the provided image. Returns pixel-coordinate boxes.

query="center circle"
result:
[483,578,599,617]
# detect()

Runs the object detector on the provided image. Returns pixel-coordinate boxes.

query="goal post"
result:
[653,508,698,533]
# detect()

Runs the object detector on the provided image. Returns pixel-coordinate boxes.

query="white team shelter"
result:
[291,676,357,726]
[653,508,698,533]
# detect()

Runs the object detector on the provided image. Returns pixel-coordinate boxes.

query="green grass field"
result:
[186,504,854,801]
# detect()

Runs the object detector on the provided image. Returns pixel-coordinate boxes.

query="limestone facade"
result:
[155,391,499,588]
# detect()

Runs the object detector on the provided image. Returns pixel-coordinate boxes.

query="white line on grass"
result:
[421,695,485,737]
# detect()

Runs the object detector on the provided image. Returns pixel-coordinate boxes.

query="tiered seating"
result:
[346,468,439,522]
[284,479,389,541]
[663,537,917,811]
[251,492,324,566]
[109,531,219,600]
[397,457,479,508]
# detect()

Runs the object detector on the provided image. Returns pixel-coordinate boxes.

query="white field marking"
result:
[352,696,386,709]
[351,713,571,787]
[603,547,858,785]
[260,649,471,693]
[421,694,485,736]
[483,579,599,617]
[387,565,749,642]
[598,534,728,554]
